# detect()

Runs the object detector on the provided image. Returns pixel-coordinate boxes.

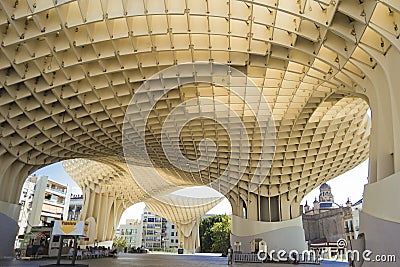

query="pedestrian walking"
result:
[227,245,233,265]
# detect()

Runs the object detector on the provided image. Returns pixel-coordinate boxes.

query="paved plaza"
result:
[0,253,347,267]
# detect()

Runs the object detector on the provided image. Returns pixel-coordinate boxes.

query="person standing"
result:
[227,245,233,265]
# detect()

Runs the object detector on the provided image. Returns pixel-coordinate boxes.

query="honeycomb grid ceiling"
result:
[0,0,387,210]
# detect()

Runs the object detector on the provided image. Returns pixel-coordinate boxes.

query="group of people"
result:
[68,246,118,259]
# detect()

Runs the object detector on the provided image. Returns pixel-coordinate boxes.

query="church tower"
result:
[319,183,334,202]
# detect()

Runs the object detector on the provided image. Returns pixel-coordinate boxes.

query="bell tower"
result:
[319,183,334,202]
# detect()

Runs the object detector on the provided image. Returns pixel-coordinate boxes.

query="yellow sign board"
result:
[52,220,89,236]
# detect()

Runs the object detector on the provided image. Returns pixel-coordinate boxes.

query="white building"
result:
[344,198,363,240]
[67,195,84,220]
[141,209,166,250]
[17,175,71,239]
[141,207,180,251]
[40,178,71,224]
[164,221,179,249]
[113,208,180,251]
[116,219,143,248]
[17,176,37,237]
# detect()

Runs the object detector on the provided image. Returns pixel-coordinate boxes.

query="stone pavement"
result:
[0,253,347,267]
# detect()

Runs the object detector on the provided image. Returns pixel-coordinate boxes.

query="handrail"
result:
[233,253,262,263]
[233,252,321,265]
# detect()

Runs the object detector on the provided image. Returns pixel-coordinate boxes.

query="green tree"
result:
[199,214,231,253]
[210,216,231,253]
[199,216,215,252]
[112,236,127,251]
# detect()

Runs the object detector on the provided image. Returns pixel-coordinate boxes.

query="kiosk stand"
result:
[40,220,89,267]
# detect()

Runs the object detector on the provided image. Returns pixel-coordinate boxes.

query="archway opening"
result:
[14,161,83,257]
[300,159,369,246]
[116,190,232,253]
[301,159,368,209]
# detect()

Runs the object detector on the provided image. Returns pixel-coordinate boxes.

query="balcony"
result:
[344,227,354,233]
[43,199,64,207]
[46,187,67,196]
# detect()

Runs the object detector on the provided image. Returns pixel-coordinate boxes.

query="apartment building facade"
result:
[67,194,84,220]
[17,175,71,238]
[141,208,180,251]
[116,219,143,248]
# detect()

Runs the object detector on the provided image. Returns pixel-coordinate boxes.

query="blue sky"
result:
[32,159,369,224]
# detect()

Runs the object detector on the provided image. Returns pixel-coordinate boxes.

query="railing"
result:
[43,199,64,206]
[46,186,67,194]
[233,253,320,265]
[233,253,263,263]
[298,254,321,265]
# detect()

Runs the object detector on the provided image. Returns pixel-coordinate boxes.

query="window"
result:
[132,229,137,234]
[171,232,174,236]
[242,200,247,219]
[171,225,175,229]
